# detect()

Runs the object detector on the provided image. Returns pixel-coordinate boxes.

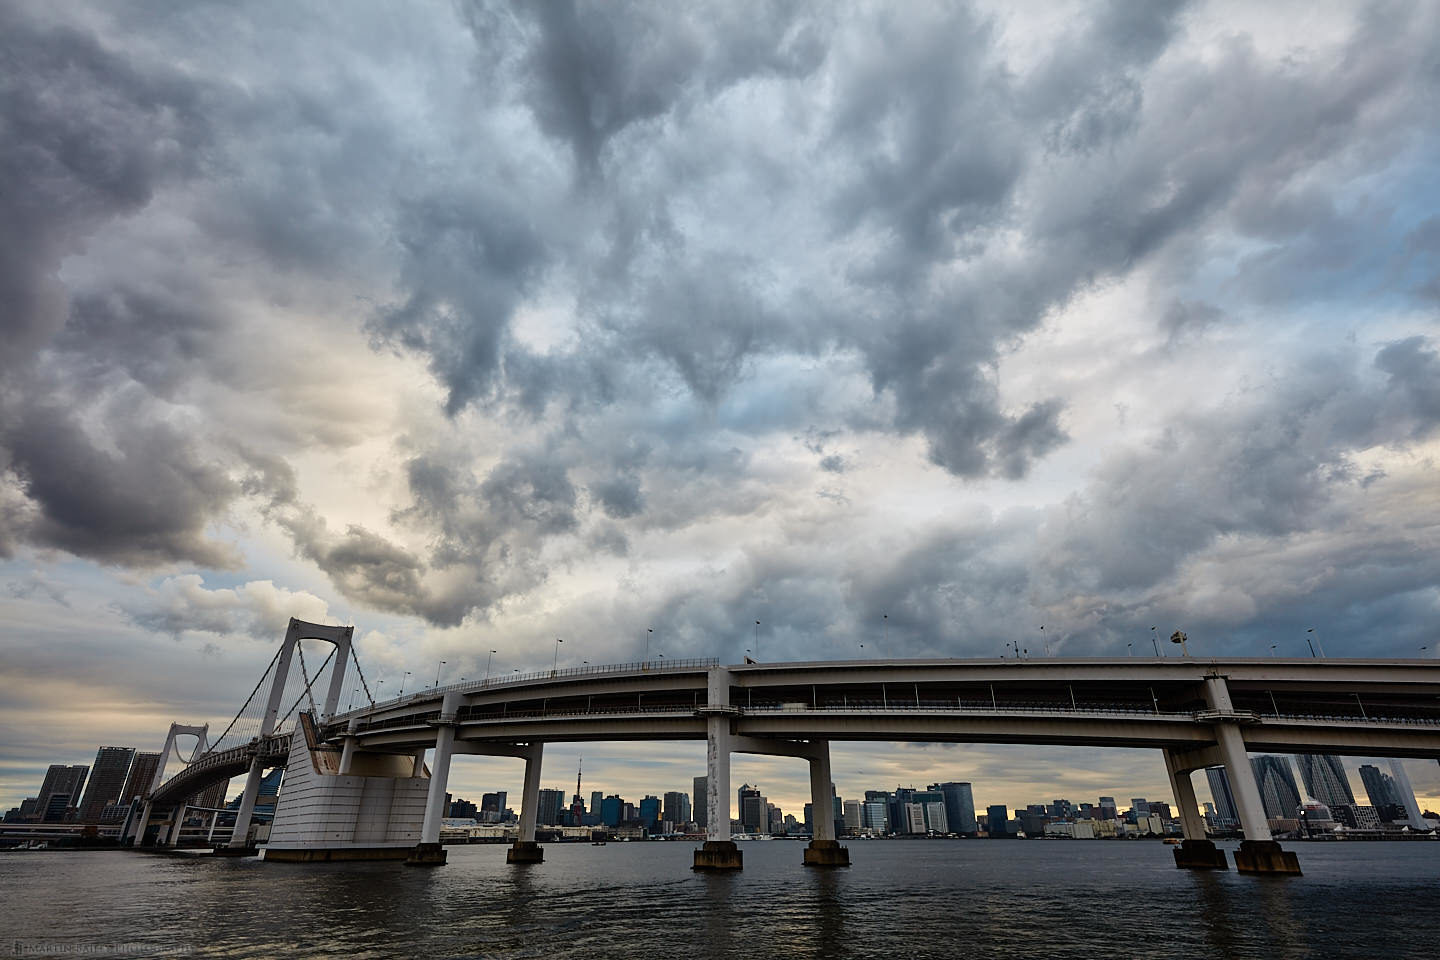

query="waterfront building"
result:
[903,803,927,833]
[1295,755,1356,808]
[843,799,863,834]
[639,795,661,830]
[600,794,624,826]
[862,798,889,833]
[663,790,691,827]
[1097,796,1118,820]
[931,781,978,834]
[121,752,160,803]
[80,746,135,822]
[1130,798,1150,818]
[1331,804,1382,831]
[986,804,1015,837]
[590,790,604,819]
[691,776,707,829]
[1251,756,1302,820]
[37,765,89,823]
[538,788,567,826]
[738,784,766,833]
[481,791,508,822]
[1205,767,1238,827]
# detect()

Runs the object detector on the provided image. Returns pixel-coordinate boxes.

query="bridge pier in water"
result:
[1164,749,1227,870]
[1207,678,1301,875]
[407,693,460,866]
[506,743,546,864]
[803,742,849,867]
[694,667,742,871]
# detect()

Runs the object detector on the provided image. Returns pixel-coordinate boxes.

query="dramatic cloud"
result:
[3,0,1439,809]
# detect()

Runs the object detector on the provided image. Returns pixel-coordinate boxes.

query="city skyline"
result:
[3,0,1439,817]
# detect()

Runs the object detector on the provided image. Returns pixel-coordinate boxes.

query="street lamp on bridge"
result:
[1150,626,1160,656]
[485,649,496,682]
[435,660,446,689]
[400,671,411,696]
[552,638,563,674]
[1306,628,1327,657]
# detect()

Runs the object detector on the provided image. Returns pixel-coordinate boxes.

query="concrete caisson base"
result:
[803,839,851,867]
[1233,840,1301,875]
[692,840,743,871]
[265,846,414,862]
[405,842,448,866]
[1172,839,1228,870]
[506,840,544,864]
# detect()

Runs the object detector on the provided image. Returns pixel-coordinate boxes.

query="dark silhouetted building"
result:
[1296,755,1355,808]
[80,747,136,822]
[1251,756,1302,820]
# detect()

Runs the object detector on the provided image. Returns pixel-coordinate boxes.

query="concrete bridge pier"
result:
[126,799,153,846]
[507,742,545,864]
[1164,748,1226,870]
[227,758,265,851]
[694,667,742,871]
[408,692,460,866]
[804,742,849,867]
[164,805,187,847]
[1207,678,1300,875]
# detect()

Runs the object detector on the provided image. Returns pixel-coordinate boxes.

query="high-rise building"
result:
[931,782,978,834]
[1251,756,1302,819]
[600,794,624,826]
[1130,798,1150,818]
[121,752,161,802]
[590,790,604,818]
[663,791,691,826]
[481,791,508,822]
[1378,760,1426,827]
[37,765,89,822]
[1205,767,1238,826]
[638,795,661,830]
[1295,755,1355,808]
[1357,764,1401,809]
[1098,796,1118,820]
[537,788,566,825]
[738,784,766,833]
[80,747,136,822]
[986,804,1013,837]
[843,799,862,834]
[691,777,707,829]
[862,799,889,833]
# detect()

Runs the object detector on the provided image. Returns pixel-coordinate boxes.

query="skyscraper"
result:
[1294,755,1355,808]
[537,788,566,825]
[738,784,765,833]
[1251,756,1302,819]
[931,781,978,834]
[80,747,135,822]
[1205,767,1238,825]
[692,776,707,829]
[639,795,661,830]
[37,765,89,822]
[121,752,161,802]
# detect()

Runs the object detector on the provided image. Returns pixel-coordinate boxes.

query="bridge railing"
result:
[330,657,720,723]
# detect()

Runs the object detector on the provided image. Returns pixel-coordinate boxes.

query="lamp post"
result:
[484,649,496,683]
[377,679,384,701]
[1269,643,1277,657]
[1304,633,1316,658]
[883,614,888,654]
[1150,626,1160,657]
[1127,641,1132,656]
[400,671,410,696]
[435,660,446,689]
[1306,628,1326,657]
[754,620,760,661]
[1170,631,1189,657]
[646,628,653,661]
[553,637,563,674]
[1040,625,1050,657]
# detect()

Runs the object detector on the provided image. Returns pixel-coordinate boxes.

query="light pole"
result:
[754,620,760,661]
[553,637,563,674]
[1170,631,1189,657]
[1150,626,1160,657]
[1040,625,1050,657]
[400,671,410,696]
[1306,628,1326,657]
[1269,643,1277,657]
[1304,633,1316,658]
[485,649,496,682]
[377,679,384,701]
[883,614,888,654]
[1127,641,1132,656]
[646,628,653,661]
[435,660,446,689]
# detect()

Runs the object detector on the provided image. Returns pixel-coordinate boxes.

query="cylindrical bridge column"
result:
[227,758,265,849]
[1215,721,1301,875]
[507,742,545,864]
[337,718,358,775]
[803,741,849,867]
[127,800,153,846]
[165,805,187,847]
[408,693,460,866]
[1164,748,1226,869]
[694,667,741,871]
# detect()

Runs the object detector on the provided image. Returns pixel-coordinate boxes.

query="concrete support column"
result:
[1164,748,1226,870]
[411,749,427,777]
[227,758,265,849]
[694,666,741,871]
[166,805,187,846]
[128,800,153,846]
[408,693,460,866]
[337,718,358,775]
[507,742,545,864]
[804,741,849,867]
[1214,719,1300,875]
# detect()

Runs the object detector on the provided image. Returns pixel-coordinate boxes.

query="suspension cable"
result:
[350,644,375,707]
[206,645,285,753]
[276,648,336,728]
[296,642,320,717]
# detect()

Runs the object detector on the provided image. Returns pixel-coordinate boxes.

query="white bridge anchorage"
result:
[128,618,1440,874]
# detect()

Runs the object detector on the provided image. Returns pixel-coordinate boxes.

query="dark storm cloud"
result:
[0,390,239,567]
[0,5,208,367]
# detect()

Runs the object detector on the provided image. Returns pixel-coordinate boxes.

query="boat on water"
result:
[1163,838,1182,845]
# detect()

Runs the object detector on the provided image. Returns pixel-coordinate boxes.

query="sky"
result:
[2,0,1438,819]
